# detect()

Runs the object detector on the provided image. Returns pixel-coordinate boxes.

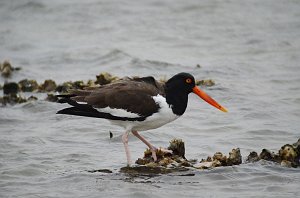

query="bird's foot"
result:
[150,147,173,162]
[150,146,158,162]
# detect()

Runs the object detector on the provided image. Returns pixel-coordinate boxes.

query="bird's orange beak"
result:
[192,86,228,112]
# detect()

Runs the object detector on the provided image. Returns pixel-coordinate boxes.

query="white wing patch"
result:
[95,107,141,118]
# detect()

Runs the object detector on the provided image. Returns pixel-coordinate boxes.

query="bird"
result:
[57,72,227,165]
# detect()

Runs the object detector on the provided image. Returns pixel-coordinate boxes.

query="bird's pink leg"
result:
[132,130,157,162]
[122,131,132,165]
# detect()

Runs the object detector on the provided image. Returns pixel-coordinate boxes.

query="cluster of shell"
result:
[0,60,215,106]
[0,61,121,105]
[120,138,300,175]
[246,138,300,168]
[120,139,243,174]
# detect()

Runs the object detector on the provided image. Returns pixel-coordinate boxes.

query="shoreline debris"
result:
[0,60,21,78]
[120,138,300,175]
[1,70,216,106]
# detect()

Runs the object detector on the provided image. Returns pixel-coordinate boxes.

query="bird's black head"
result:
[165,72,228,116]
[165,72,196,95]
[165,73,196,115]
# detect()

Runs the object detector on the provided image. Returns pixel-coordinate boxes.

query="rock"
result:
[87,79,96,87]
[3,82,19,95]
[27,95,38,101]
[0,60,21,78]
[213,152,227,166]
[55,81,73,93]
[18,79,39,92]
[259,149,276,161]
[226,148,242,166]
[120,165,189,175]
[280,160,293,168]
[167,138,185,159]
[95,72,119,85]
[0,94,27,105]
[87,169,113,173]
[55,81,88,93]
[0,60,13,78]
[45,93,58,102]
[196,79,215,87]
[158,157,175,167]
[279,144,298,162]
[144,147,172,162]
[39,79,57,92]
[197,148,242,169]
[246,151,260,163]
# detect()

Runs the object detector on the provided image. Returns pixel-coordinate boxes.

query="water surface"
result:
[1,0,300,197]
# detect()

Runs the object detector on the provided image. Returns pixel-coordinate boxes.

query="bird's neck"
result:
[165,87,188,116]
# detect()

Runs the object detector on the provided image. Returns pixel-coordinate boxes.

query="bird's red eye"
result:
[186,78,192,84]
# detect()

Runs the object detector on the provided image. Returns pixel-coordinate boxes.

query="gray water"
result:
[1,0,300,197]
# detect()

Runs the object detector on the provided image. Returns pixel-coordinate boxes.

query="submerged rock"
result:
[196,79,215,87]
[27,95,38,101]
[246,151,260,163]
[87,169,113,173]
[0,60,21,78]
[39,79,57,92]
[3,82,19,95]
[0,94,27,105]
[18,79,39,92]
[55,81,88,93]
[95,72,119,85]
[123,139,245,175]
[167,138,186,159]
[245,139,300,168]
[279,144,297,162]
[45,93,59,102]
[196,148,242,169]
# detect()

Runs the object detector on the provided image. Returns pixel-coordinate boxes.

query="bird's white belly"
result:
[110,94,180,131]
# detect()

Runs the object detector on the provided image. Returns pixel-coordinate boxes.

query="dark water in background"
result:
[1,0,300,197]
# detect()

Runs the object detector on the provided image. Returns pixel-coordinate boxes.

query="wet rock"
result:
[259,149,278,162]
[227,148,242,165]
[213,152,227,166]
[39,79,57,92]
[95,72,119,85]
[279,144,298,164]
[45,93,59,102]
[0,60,13,78]
[120,165,189,176]
[27,95,38,101]
[196,79,215,87]
[0,60,21,78]
[143,148,173,162]
[55,81,73,93]
[246,151,260,163]
[197,148,242,169]
[246,139,300,167]
[132,139,192,173]
[280,160,294,168]
[167,138,185,159]
[18,79,39,92]
[0,94,27,105]
[55,81,88,93]
[87,169,113,173]
[3,82,19,95]
[87,79,96,87]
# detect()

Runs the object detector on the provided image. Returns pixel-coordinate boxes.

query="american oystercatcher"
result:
[57,72,227,165]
